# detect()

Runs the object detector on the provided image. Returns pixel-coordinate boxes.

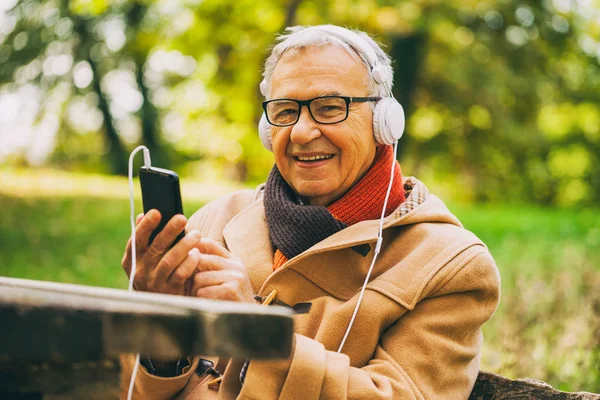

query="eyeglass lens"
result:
[266,97,348,126]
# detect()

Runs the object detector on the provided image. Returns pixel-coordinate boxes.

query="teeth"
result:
[297,155,333,161]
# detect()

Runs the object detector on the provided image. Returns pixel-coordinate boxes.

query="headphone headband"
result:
[308,25,380,73]
[308,26,392,90]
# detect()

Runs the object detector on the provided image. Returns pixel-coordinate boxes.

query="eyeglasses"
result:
[262,95,380,127]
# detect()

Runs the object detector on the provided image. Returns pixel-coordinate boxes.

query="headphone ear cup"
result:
[372,65,390,85]
[259,80,268,97]
[372,98,405,145]
[258,113,273,152]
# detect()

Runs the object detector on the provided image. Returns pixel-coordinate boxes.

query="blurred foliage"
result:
[1,0,600,205]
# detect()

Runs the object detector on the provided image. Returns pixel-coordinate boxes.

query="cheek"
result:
[334,114,377,181]
[270,127,289,156]
[350,109,373,135]
[337,114,375,154]
[270,128,297,180]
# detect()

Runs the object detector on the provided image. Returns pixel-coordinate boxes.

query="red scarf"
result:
[328,145,405,225]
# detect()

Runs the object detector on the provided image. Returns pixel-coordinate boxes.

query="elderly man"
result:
[121,25,500,399]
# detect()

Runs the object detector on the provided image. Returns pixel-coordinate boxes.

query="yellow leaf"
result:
[468,105,492,129]
[537,103,574,139]
[548,145,591,178]
[409,107,444,140]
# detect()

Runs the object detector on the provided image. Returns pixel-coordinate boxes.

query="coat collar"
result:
[222,177,460,297]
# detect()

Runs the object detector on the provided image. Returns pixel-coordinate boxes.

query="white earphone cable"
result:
[337,140,399,353]
[126,145,151,400]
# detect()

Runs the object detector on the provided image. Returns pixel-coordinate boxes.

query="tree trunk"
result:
[134,56,170,169]
[88,57,129,175]
[69,5,129,176]
[128,1,171,170]
[389,33,426,161]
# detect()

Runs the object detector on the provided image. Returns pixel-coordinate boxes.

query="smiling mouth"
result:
[294,154,334,162]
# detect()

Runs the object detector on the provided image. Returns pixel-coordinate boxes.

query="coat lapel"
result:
[222,199,274,293]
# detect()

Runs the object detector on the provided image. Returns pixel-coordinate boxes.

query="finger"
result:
[184,271,197,296]
[165,249,202,294]
[122,210,162,273]
[191,270,242,293]
[195,279,252,302]
[145,214,187,263]
[135,209,162,250]
[151,231,202,284]
[196,253,244,273]
[195,283,241,301]
[196,238,233,259]
[136,213,144,225]
[121,238,133,277]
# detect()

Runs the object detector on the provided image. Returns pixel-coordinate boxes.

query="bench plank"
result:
[0,276,293,362]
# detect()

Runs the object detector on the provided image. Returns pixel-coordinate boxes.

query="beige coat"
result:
[121,177,501,399]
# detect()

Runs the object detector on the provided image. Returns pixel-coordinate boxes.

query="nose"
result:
[290,105,321,145]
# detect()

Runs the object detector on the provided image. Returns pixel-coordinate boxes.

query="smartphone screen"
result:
[139,166,185,246]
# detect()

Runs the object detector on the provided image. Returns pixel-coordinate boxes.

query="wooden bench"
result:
[0,277,598,399]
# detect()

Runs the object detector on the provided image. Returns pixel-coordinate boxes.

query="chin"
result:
[296,188,327,199]
[294,185,339,205]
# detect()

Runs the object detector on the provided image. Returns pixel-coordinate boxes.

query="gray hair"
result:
[262,25,394,99]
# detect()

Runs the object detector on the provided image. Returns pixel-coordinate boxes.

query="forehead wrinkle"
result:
[273,77,348,99]
[270,46,370,99]
[272,91,344,101]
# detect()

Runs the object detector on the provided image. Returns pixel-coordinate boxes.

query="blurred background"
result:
[0,0,598,393]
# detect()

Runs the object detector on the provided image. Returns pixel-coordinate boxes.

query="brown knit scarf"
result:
[264,145,405,270]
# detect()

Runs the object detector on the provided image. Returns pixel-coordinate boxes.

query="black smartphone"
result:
[139,166,185,247]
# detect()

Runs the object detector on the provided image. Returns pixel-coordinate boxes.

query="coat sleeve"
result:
[119,355,202,399]
[237,250,501,400]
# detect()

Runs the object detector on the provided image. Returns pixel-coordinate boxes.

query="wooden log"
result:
[0,276,293,362]
[470,371,600,399]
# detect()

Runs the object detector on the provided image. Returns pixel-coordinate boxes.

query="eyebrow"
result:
[269,92,345,101]
[280,92,344,98]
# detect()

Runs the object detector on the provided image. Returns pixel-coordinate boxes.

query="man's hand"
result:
[121,209,200,295]
[190,238,255,303]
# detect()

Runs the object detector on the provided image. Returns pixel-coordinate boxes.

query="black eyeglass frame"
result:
[262,95,381,127]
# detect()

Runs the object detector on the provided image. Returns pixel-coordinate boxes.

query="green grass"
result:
[0,194,205,289]
[451,203,600,393]
[0,174,598,393]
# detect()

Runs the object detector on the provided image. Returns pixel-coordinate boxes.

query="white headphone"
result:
[258,25,405,151]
